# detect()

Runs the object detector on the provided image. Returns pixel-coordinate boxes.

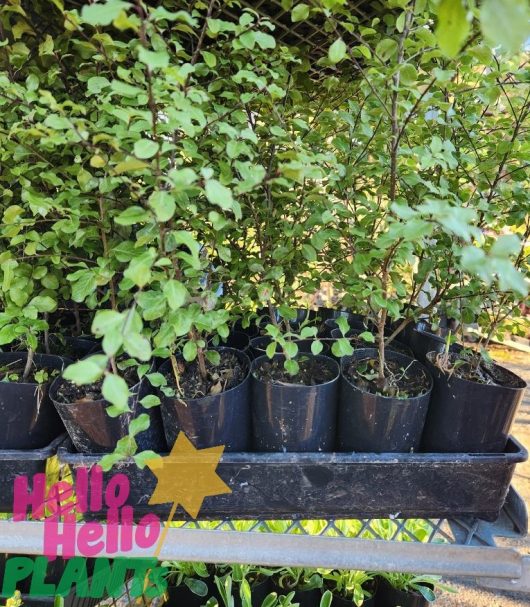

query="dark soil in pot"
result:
[251,354,339,452]
[330,329,414,358]
[422,350,527,453]
[51,361,166,454]
[250,336,329,360]
[0,352,69,449]
[338,348,432,452]
[375,577,431,607]
[159,347,251,451]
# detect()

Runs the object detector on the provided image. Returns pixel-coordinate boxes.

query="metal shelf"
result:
[2,488,528,594]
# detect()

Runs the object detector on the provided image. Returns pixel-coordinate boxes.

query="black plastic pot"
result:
[251,354,340,452]
[250,336,329,360]
[0,353,69,450]
[321,314,372,337]
[50,365,166,454]
[45,335,98,361]
[422,352,527,453]
[220,331,251,351]
[330,329,414,359]
[409,321,462,363]
[375,578,430,607]
[0,434,65,512]
[159,347,251,452]
[338,349,432,453]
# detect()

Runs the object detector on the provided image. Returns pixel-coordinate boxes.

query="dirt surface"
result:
[343,355,430,397]
[254,356,336,386]
[165,351,248,399]
[54,365,137,403]
[437,345,530,607]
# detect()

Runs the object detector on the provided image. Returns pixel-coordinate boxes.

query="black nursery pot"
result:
[422,352,527,453]
[46,335,98,361]
[251,354,340,452]
[0,352,69,450]
[50,366,166,454]
[159,347,251,452]
[375,577,430,607]
[409,321,462,363]
[338,348,432,453]
[221,331,251,351]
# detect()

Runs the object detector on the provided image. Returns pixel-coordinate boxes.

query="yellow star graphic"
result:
[145,432,231,518]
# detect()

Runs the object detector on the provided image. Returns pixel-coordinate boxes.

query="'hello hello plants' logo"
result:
[3,434,231,598]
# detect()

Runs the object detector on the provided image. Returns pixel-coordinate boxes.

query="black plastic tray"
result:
[0,434,66,513]
[57,437,527,522]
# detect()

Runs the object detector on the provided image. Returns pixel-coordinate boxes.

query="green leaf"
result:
[63,356,107,385]
[115,206,151,226]
[331,338,354,358]
[87,76,110,94]
[491,234,520,258]
[205,180,241,219]
[114,159,149,174]
[163,280,189,310]
[134,139,159,159]
[311,340,323,355]
[266,341,277,358]
[291,3,309,21]
[284,358,299,375]
[329,38,347,64]
[183,341,198,362]
[92,309,124,335]
[99,452,126,472]
[481,0,530,55]
[82,0,130,26]
[435,0,470,58]
[359,331,376,343]
[138,47,169,69]
[124,249,156,288]
[129,413,150,437]
[102,373,130,412]
[148,190,176,222]
[29,296,56,313]
[201,51,217,67]
[123,333,152,361]
[134,450,159,469]
[140,394,161,408]
[375,38,398,61]
[283,341,298,358]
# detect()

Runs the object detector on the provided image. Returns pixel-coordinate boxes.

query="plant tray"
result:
[0,435,66,513]
[57,437,527,522]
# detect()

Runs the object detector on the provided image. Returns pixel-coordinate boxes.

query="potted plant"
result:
[50,350,166,455]
[321,570,376,606]
[375,573,453,607]
[215,565,274,607]
[273,568,323,607]
[251,352,340,452]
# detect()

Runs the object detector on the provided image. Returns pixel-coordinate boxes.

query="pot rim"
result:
[425,350,527,391]
[159,346,252,403]
[340,347,433,400]
[251,353,340,387]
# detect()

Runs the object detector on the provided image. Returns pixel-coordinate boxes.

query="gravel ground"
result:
[436,346,530,607]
